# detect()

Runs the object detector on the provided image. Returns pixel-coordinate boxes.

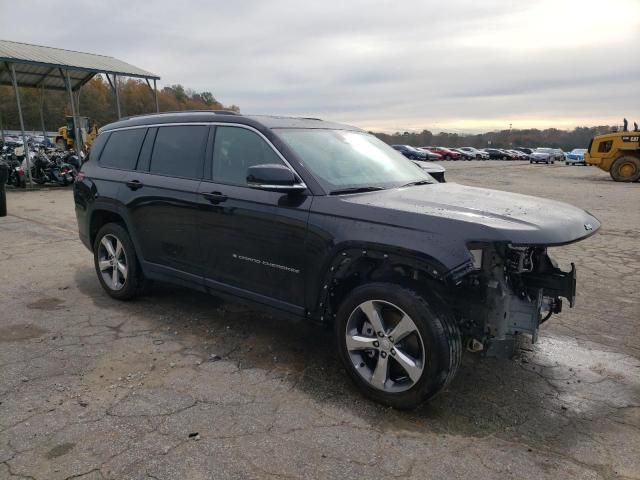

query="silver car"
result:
[530,148,559,164]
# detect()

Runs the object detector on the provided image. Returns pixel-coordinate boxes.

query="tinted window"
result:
[212,126,284,186]
[149,126,208,179]
[99,128,146,170]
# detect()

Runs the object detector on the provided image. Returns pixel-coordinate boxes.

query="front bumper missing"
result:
[520,262,576,308]
[478,248,578,358]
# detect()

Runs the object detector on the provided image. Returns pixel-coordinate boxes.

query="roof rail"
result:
[121,109,241,120]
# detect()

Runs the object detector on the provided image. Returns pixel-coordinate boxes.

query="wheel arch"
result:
[89,207,126,249]
[311,244,467,325]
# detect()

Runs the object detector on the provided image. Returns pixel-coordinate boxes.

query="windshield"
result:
[277,129,434,192]
[571,149,587,154]
[535,148,554,153]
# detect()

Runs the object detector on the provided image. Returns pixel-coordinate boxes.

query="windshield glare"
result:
[276,129,434,191]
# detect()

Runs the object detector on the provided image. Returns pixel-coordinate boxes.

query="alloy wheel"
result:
[345,300,425,392]
[97,234,128,291]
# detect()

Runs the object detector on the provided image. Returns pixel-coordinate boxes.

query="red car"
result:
[427,147,461,160]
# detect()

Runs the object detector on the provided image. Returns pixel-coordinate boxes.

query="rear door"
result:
[197,125,312,312]
[119,124,210,283]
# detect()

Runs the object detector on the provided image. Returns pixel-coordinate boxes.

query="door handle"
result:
[125,180,143,191]
[201,191,228,204]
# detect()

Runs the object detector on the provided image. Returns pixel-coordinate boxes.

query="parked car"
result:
[450,148,475,160]
[483,148,511,160]
[416,147,443,161]
[565,148,587,165]
[529,148,558,164]
[413,161,446,182]
[515,147,534,155]
[507,149,528,160]
[392,145,427,160]
[553,149,566,161]
[74,112,600,408]
[459,147,489,160]
[427,147,460,160]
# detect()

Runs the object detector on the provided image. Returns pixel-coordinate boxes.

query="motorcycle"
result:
[19,147,75,186]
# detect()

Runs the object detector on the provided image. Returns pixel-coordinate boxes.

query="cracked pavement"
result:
[0,161,638,479]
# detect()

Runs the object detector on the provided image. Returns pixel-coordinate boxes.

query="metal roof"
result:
[0,40,160,91]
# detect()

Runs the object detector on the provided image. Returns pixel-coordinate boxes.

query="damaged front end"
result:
[453,244,577,358]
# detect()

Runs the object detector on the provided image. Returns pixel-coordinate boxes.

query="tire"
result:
[529,160,533,164]
[335,282,461,409]
[609,155,640,182]
[551,161,555,164]
[93,223,144,300]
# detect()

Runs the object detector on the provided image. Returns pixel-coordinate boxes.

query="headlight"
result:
[469,249,483,269]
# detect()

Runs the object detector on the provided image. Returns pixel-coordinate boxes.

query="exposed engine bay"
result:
[455,244,577,358]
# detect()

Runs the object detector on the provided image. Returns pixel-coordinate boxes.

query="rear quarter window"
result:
[99,128,146,170]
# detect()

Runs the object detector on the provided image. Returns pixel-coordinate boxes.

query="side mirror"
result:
[246,164,306,193]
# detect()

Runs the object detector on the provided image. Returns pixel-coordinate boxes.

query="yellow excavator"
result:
[585,119,640,182]
[55,116,98,151]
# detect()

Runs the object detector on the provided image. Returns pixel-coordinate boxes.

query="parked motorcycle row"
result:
[0,138,82,188]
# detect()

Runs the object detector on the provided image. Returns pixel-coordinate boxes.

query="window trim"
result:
[104,122,305,189]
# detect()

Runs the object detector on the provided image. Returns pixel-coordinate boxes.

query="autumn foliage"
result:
[0,75,239,132]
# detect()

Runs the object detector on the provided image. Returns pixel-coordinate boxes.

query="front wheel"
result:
[610,155,640,182]
[93,223,144,300]
[335,282,461,409]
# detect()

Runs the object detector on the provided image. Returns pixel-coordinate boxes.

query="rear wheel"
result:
[610,155,640,182]
[93,223,143,300]
[335,282,461,409]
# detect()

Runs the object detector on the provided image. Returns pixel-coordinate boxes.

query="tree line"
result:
[0,78,614,150]
[372,126,615,151]
[0,76,239,133]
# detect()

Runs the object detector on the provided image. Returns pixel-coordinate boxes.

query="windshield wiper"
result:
[400,180,432,187]
[329,186,385,195]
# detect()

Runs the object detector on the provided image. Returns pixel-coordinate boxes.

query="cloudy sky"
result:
[3,0,639,132]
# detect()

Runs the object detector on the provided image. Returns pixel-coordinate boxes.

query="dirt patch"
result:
[0,323,48,342]
[27,297,65,310]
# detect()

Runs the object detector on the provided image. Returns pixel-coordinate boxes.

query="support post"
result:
[64,70,83,159]
[9,63,33,186]
[40,84,47,142]
[114,74,121,119]
[153,79,159,113]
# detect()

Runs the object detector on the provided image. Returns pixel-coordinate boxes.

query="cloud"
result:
[3,0,639,132]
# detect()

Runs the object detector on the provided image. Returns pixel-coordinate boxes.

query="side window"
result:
[99,128,146,170]
[597,140,612,153]
[212,126,284,186]
[149,125,208,179]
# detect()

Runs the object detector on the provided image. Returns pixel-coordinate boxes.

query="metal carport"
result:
[0,40,160,185]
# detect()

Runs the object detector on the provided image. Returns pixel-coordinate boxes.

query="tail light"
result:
[18,169,24,177]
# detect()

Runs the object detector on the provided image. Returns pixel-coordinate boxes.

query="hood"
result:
[330,183,600,246]
[531,151,551,158]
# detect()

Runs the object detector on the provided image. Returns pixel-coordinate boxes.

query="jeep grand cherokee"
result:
[74,111,600,408]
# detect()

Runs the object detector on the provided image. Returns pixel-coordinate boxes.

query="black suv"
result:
[74,112,599,408]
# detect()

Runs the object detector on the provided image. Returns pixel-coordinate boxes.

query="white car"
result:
[459,147,489,160]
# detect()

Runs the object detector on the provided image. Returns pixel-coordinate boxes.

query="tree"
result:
[0,76,239,132]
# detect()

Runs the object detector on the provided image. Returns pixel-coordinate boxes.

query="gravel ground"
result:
[0,160,638,479]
